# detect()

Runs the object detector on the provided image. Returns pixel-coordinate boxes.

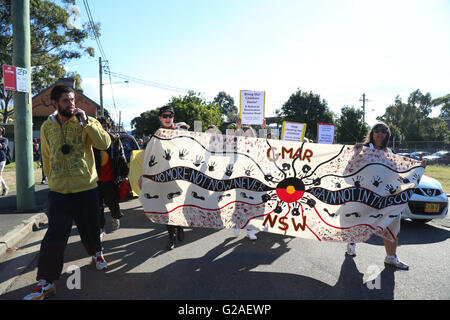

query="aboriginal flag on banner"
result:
[138,129,424,243]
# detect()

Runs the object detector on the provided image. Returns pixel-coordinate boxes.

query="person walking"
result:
[346,122,420,270]
[94,117,129,240]
[0,126,9,196]
[139,105,185,250]
[24,85,111,300]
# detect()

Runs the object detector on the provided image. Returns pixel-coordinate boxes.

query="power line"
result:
[105,70,211,96]
[82,0,118,120]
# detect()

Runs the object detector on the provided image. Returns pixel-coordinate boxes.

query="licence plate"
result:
[424,203,440,213]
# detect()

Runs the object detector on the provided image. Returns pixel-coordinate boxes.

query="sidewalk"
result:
[0,183,49,257]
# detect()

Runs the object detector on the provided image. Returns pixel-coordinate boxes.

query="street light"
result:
[102,80,129,86]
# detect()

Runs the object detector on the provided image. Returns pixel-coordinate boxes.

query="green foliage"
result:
[131,91,223,137]
[213,91,238,123]
[130,109,160,138]
[168,91,223,131]
[433,94,450,118]
[377,90,449,143]
[0,0,97,122]
[276,88,334,140]
[335,106,369,144]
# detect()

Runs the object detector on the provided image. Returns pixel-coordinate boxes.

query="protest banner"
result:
[140,129,424,242]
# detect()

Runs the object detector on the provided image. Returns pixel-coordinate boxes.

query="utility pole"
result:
[360,93,367,123]
[12,0,36,211]
[99,56,103,117]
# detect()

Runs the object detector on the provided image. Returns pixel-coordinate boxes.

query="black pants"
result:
[167,225,183,237]
[37,188,102,282]
[97,181,123,229]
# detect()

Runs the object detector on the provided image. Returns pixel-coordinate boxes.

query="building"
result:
[32,77,100,137]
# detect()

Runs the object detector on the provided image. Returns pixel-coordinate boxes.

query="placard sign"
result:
[281,121,306,142]
[240,90,265,125]
[15,67,30,93]
[2,65,16,91]
[317,123,335,144]
[2,64,29,93]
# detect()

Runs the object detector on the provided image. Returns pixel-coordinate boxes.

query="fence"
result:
[340,140,449,153]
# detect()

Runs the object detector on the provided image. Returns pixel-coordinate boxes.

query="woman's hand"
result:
[421,159,427,167]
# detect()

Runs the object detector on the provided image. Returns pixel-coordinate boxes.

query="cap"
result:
[159,106,174,115]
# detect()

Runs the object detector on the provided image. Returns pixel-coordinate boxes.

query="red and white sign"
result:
[2,65,17,91]
[317,123,336,144]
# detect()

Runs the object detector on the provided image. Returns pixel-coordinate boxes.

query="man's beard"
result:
[58,104,73,118]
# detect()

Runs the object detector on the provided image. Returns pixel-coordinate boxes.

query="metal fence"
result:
[339,141,450,153]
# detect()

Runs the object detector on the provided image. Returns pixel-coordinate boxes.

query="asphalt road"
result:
[1,198,449,301]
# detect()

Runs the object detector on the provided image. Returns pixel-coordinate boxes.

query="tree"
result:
[335,106,369,144]
[130,109,160,138]
[432,93,450,118]
[0,0,98,122]
[131,91,223,136]
[377,95,421,142]
[213,91,238,122]
[276,89,334,140]
[377,90,449,144]
[407,89,432,119]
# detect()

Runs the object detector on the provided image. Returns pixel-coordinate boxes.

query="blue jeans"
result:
[37,188,102,282]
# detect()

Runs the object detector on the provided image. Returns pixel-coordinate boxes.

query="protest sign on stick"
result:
[281,121,306,142]
[317,123,335,144]
[240,90,265,125]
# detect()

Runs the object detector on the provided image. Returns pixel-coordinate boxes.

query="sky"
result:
[63,0,450,131]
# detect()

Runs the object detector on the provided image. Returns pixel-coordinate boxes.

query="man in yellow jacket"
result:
[24,85,111,300]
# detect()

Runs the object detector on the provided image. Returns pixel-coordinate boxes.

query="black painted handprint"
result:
[148,155,157,167]
[178,149,189,160]
[163,149,172,161]
[225,164,234,177]
[372,176,382,187]
[385,184,398,194]
[193,155,204,167]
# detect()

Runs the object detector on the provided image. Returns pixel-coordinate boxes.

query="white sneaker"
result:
[99,229,106,242]
[23,279,56,300]
[92,251,107,270]
[346,243,356,257]
[233,227,241,237]
[246,231,257,241]
[384,255,409,270]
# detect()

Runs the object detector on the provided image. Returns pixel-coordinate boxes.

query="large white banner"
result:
[140,129,424,243]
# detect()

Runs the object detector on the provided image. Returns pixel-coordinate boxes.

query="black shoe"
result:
[167,235,176,250]
[176,227,184,242]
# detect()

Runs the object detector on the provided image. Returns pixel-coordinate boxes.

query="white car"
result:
[401,175,449,222]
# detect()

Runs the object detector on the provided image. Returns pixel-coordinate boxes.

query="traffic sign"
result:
[2,65,17,91]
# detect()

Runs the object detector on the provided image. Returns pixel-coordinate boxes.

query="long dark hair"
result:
[363,122,391,150]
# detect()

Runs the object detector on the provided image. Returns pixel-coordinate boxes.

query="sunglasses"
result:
[161,113,174,119]
[373,128,388,134]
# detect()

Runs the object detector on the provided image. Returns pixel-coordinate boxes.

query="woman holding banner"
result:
[139,106,185,250]
[346,122,419,270]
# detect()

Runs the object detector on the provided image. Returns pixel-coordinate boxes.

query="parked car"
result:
[410,151,430,160]
[397,152,412,158]
[401,175,448,222]
[423,150,450,165]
